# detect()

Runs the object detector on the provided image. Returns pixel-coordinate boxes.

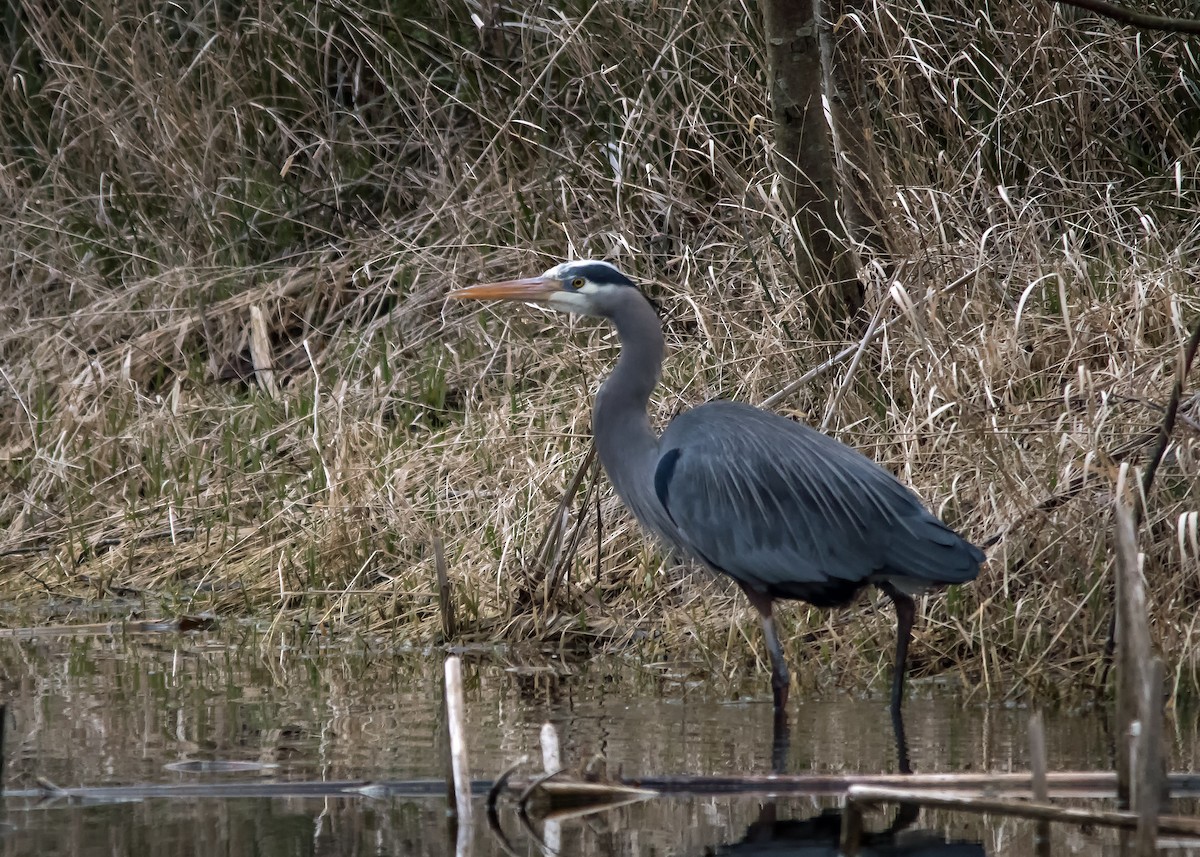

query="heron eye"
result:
[570,277,586,289]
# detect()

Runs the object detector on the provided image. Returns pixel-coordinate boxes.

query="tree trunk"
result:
[758,0,864,333]
[816,0,882,255]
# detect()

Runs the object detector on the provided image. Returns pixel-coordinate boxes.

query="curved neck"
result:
[599,289,664,417]
[592,289,666,525]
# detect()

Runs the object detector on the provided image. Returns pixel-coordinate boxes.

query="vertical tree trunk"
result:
[816,0,881,255]
[759,0,864,333]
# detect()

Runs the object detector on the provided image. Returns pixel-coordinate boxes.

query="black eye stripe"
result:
[562,262,636,287]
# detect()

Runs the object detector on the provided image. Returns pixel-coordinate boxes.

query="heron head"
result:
[449,259,637,318]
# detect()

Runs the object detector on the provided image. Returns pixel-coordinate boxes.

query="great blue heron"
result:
[451,260,983,718]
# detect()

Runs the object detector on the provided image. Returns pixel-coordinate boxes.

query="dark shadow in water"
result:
[713,804,986,856]
[767,704,927,849]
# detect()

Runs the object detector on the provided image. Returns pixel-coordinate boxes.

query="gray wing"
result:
[654,401,982,602]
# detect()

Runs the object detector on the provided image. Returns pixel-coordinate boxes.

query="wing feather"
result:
[655,401,982,598]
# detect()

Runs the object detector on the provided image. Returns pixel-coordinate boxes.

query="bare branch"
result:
[1054,0,1200,34]
[1141,315,1200,501]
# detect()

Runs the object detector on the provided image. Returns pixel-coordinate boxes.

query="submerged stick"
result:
[617,770,1200,796]
[444,657,473,825]
[453,811,471,857]
[1029,710,1050,856]
[1136,658,1165,856]
[1029,712,1047,801]
[537,721,565,853]
[839,798,865,856]
[487,756,527,816]
[540,723,561,774]
[517,776,656,821]
[485,758,527,857]
[846,785,1200,836]
[15,768,1200,805]
[13,779,492,800]
[1114,493,1159,807]
[0,616,217,638]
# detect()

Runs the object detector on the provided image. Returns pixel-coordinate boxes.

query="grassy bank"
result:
[2,0,1199,702]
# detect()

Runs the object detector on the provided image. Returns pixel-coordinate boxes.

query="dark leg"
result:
[759,605,792,773]
[880,585,917,786]
[770,709,791,774]
[741,587,790,712]
[879,584,916,717]
[762,614,791,711]
[890,702,913,776]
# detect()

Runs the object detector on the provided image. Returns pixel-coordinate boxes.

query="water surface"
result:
[0,625,1195,855]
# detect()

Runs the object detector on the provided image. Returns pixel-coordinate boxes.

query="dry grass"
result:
[1,0,1199,702]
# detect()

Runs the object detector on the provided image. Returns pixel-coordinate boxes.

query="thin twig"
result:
[1140,314,1200,506]
[533,444,596,566]
[819,299,887,432]
[434,536,455,641]
[544,448,601,604]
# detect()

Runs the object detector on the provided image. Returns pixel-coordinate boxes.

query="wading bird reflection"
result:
[451,260,983,726]
[716,803,985,857]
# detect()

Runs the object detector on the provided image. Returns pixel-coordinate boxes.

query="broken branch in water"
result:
[444,656,473,825]
[842,783,1200,836]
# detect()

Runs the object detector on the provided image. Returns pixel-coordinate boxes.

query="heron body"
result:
[451,260,984,716]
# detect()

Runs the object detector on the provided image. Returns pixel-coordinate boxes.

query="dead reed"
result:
[1,0,1198,701]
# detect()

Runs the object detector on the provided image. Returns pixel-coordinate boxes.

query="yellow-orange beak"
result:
[448,276,561,301]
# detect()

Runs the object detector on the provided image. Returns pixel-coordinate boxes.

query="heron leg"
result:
[741,587,790,712]
[879,583,916,716]
[762,614,791,711]
[770,707,791,774]
[891,701,913,776]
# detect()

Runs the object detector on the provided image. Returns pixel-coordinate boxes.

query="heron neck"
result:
[600,290,664,417]
[593,289,664,515]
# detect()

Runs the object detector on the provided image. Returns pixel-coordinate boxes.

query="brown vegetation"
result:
[1,0,1199,703]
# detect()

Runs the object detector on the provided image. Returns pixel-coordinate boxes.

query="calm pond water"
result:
[0,624,1196,856]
